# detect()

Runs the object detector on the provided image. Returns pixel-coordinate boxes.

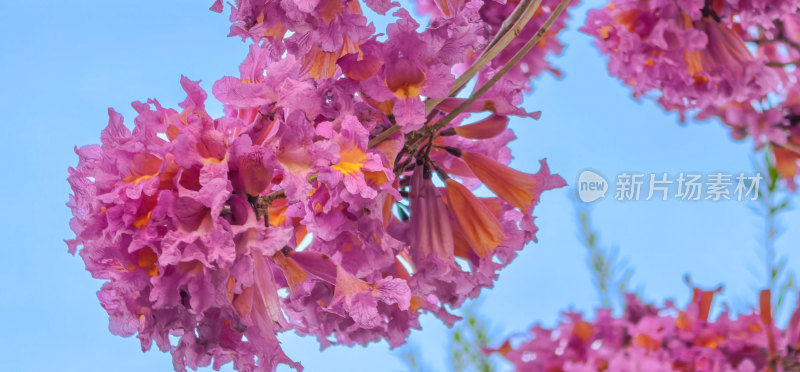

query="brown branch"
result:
[753,20,800,58]
[253,0,567,209]
[766,60,800,67]
[774,20,800,54]
[751,38,778,45]
[256,173,318,207]
[429,0,571,132]
[368,124,401,148]
[750,21,800,69]
[483,0,532,52]
[424,0,543,113]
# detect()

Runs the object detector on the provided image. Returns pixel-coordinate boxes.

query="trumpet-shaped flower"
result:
[459,151,566,215]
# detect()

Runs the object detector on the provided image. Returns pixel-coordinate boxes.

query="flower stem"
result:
[424,0,544,113]
[368,124,401,148]
[264,0,569,206]
[430,0,571,132]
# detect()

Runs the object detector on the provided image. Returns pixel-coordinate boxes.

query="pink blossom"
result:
[492,288,800,372]
[582,0,800,186]
[67,1,569,370]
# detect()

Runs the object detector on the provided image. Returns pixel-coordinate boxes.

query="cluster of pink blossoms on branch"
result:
[582,0,800,189]
[490,288,800,372]
[66,0,573,370]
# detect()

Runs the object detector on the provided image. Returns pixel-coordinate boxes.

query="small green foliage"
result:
[750,151,796,319]
[573,193,634,312]
[450,306,496,372]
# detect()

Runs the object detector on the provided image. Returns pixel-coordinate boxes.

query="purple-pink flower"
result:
[490,287,800,372]
[582,0,800,187]
[67,1,570,370]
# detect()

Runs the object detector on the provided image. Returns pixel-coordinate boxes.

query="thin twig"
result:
[750,20,800,69]
[766,60,800,67]
[257,174,318,205]
[430,0,570,132]
[256,0,568,207]
[374,0,549,151]
[424,0,543,113]
[368,125,401,148]
[482,0,531,52]
[774,20,800,54]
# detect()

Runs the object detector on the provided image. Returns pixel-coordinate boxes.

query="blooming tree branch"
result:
[65,0,576,370]
[581,0,800,189]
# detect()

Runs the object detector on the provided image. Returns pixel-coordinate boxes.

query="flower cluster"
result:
[490,288,800,371]
[66,0,568,371]
[581,0,800,189]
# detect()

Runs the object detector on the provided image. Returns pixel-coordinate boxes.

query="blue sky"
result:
[1,0,797,371]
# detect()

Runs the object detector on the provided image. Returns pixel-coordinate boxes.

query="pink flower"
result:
[492,286,800,372]
[68,1,570,370]
[408,163,455,270]
[459,151,566,215]
[582,1,777,113]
